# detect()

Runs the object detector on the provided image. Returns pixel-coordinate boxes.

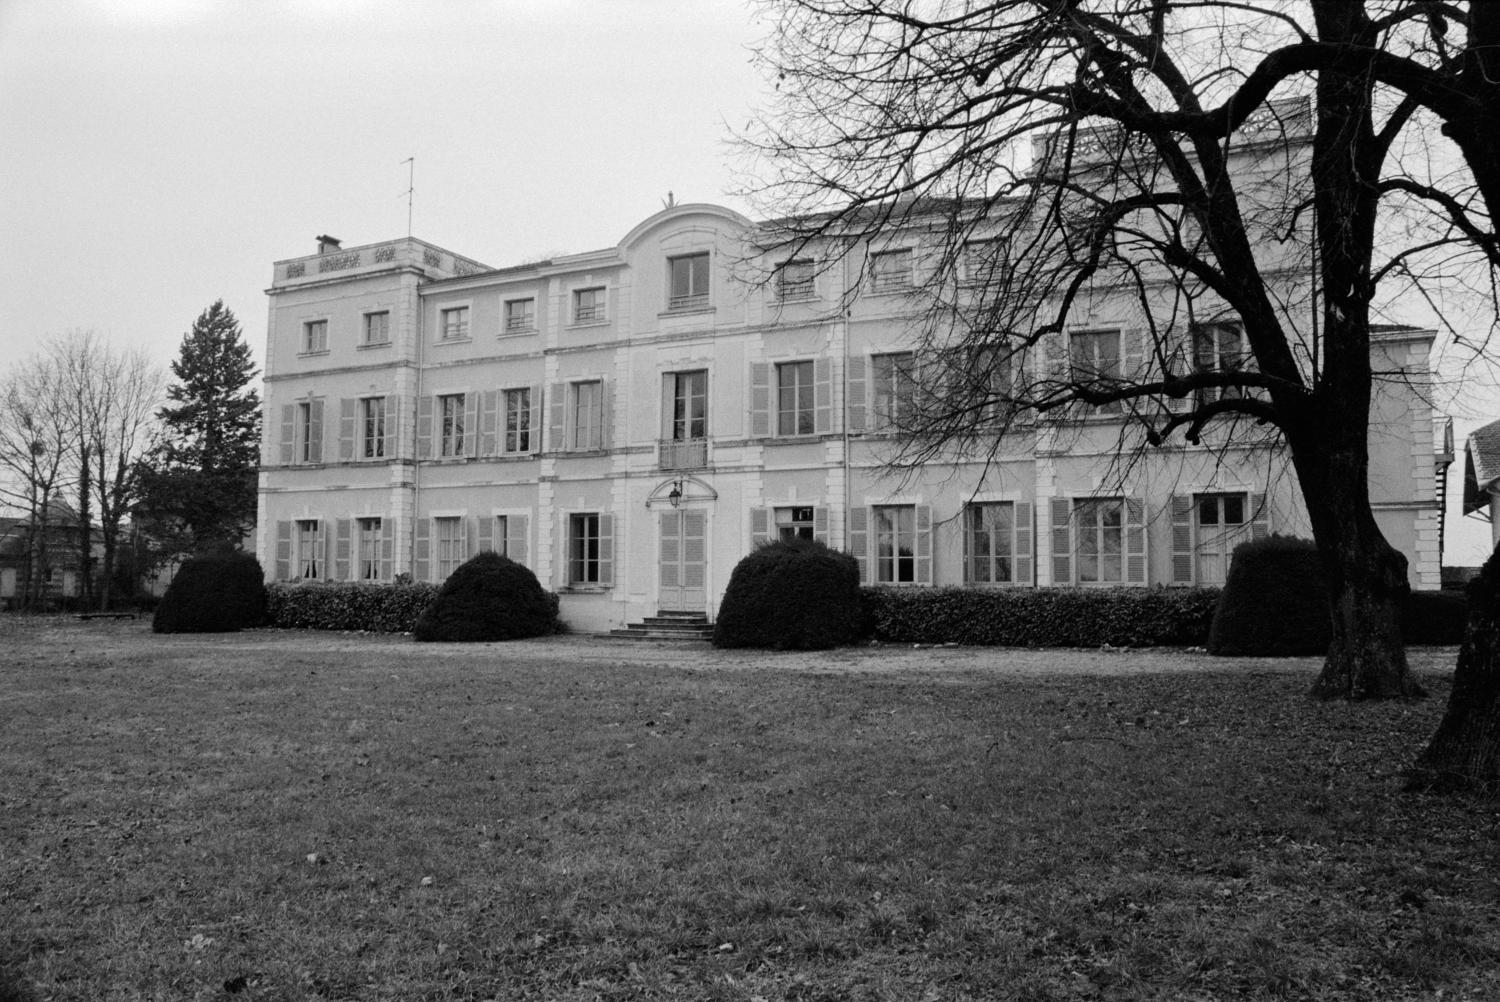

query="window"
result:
[872,353,917,430]
[573,287,606,324]
[667,370,707,441]
[964,345,1016,423]
[363,311,390,345]
[571,380,604,450]
[1070,329,1122,413]
[295,519,321,580]
[1192,322,1249,403]
[962,240,999,285]
[303,320,328,354]
[440,306,470,341]
[1075,498,1124,583]
[776,506,815,542]
[966,502,1014,583]
[296,401,319,463]
[1195,492,1248,585]
[360,396,386,460]
[357,517,383,580]
[870,248,913,292]
[504,298,535,333]
[874,505,916,583]
[776,360,815,436]
[668,252,710,310]
[569,513,602,584]
[503,388,532,453]
[434,516,464,579]
[438,393,466,457]
[776,259,815,300]
[492,515,510,558]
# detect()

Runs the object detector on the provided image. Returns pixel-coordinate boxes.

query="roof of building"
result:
[1463,418,1500,515]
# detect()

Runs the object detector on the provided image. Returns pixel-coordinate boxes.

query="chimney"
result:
[316,234,342,254]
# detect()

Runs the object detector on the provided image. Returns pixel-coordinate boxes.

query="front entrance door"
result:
[659,510,706,612]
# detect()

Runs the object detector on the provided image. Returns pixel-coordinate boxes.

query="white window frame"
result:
[503,387,532,454]
[362,311,390,346]
[668,252,711,311]
[775,360,815,437]
[1074,498,1125,584]
[302,319,328,354]
[1069,329,1123,414]
[872,352,917,431]
[775,258,816,301]
[571,380,604,451]
[360,395,386,460]
[1194,491,1250,585]
[295,401,316,464]
[573,286,607,325]
[295,519,322,580]
[666,369,708,442]
[433,515,465,579]
[776,506,815,542]
[965,501,1015,584]
[503,297,536,333]
[438,305,470,342]
[357,516,383,580]
[870,248,914,292]
[1192,321,1250,404]
[438,392,467,458]
[568,512,603,585]
[874,504,917,583]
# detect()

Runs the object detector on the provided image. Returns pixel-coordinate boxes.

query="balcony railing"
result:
[668,292,710,311]
[659,437,709,471]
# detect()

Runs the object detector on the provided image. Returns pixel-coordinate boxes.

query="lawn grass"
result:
[2,619,1498,1001]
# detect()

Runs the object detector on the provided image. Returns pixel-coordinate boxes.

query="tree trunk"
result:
[1409,555,1500,793]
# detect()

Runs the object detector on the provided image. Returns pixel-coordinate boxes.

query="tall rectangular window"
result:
[504,298,536,332]
[363,311,390,345]
[870,249,913,291]
[962,240,999,285]
[1192,322,1249,404]
[360,396,386,459]
[296,401,316,463]
[1195,492,1248,585]
[493,515,510,558]
[872,352,916,430]
[573,287,606,324]
[1075,498,1124,583]
[1069,329,1122,413]
[572,381,604,450]
[569,513,602,584]
[775,259,815,300]
[434,516,464,579]
[303,320,328,353]
[966,502,1014,583]
[296,519,321,580]
[776,360,815,436]
[504,388,531,453]
[440,306,469,341]
[874,505,916,583]
[776,506,815,542]
[439,393,466,457]
[668,252,711,310]
[358,517,382,580]
[667,370,707,441]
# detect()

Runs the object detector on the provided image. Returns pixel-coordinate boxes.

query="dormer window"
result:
[668,252,710,311]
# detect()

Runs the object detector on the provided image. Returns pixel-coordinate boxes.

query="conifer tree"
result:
[138,300,261,555]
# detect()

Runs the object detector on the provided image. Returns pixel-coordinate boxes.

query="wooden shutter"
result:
[915,504,933,585]
[749,362,771,436]
[1045,333,1068,382]
[480,390,500,456]
[275,520,292,580]
[684,510,707,596]
[846,356,867,433]
[338,399,357,461]
[750,507,771,547]
[1249,492,1270,540]
[334,518,351,580]
[528,385,543,453]
[1013,501,1033,585]
[813,506,829,545]
[600,378,613,450]
[848,505,870,584]
[278,404,296,465]
[1050,497,1073,585]
[416,395,434,459]
[661,373,676,440]
[380,517,394,581]
[597,513,614,586]
[1125,497,1147,583]
[464,394,480,457]
[549,382,565,452]
[507,514,529,566]
[307,400,324,463]
[317,520,330,580]
[414,517,431,582]
[383,395,399,460]
[477,515,494,553]
[814,357,832,434]
[1170,494,1195,584]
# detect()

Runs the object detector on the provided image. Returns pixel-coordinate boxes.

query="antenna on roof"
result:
[400,157,415,237]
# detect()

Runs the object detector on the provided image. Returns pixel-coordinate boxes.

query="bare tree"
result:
[743,0,1500,701]
[0,355,74,609]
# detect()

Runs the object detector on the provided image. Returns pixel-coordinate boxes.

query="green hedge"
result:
[153,551,267,633]
[413,552,560,642]
[713,539,865,650]
[863,586,1221,648]
[265,581,441,633]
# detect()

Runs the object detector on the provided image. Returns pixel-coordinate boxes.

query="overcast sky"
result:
[1,0,1493,562]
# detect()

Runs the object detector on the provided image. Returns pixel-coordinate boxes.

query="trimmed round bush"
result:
[152,549,268,633]
[412,551,557,642]
[1208,535,1329,656]
[712,538,864,650]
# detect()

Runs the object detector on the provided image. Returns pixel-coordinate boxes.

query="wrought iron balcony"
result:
[658,437,708,471]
